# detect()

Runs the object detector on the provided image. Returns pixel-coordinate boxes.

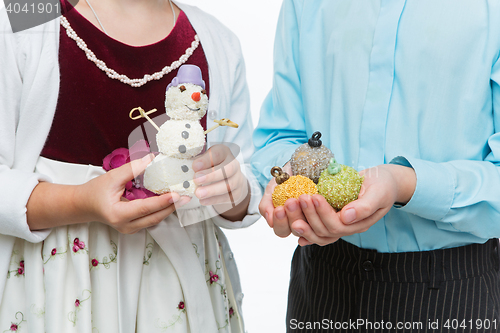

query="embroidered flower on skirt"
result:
[209,271,219,284]
[72,238,86,253]
[6,312,26,331]
[16,261,25,276]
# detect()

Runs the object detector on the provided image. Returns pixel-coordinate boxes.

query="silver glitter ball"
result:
[290,143,334,184]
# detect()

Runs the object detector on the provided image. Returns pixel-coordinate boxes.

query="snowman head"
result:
[165,65,208,121]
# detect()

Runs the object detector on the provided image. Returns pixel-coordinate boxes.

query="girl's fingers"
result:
[192,145,229,173]
[115,195,191,234]
[126,202,179,234]
[199,191,238,206]
[193,157,240,186]
[117,192,178,222]
[195,175,245,201]
[108,154,154,186]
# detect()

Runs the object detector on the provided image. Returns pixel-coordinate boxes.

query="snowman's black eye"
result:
[201,89,206,95]
[179,85,186,92]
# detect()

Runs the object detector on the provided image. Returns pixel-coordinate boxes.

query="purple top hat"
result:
[167,64,206,91]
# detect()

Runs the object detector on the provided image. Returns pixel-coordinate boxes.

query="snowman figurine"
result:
[132,65,238,198]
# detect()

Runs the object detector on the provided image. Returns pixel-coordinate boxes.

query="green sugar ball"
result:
[317,164,364,211]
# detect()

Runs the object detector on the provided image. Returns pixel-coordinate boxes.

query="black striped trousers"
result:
[287,239,500,332]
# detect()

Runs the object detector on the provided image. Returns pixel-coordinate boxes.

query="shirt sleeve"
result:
[251,0,308,189]
[390,54,500,239]
[0,10,53,243]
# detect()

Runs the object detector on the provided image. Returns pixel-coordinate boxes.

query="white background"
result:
[181,1,298,333]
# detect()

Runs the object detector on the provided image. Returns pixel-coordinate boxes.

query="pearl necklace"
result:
[59,16,200,88]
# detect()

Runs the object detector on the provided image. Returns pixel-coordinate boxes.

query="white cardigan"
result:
[0,1,261,329]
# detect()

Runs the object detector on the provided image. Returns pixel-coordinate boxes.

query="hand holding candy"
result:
[193,144,250,217]
[291,164,416,246]
[27,154,189,234]
[259,163,308,238]
[259,132,415,244]
[82,155,192,234]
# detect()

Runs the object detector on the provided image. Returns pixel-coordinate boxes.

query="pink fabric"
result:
[103,140,157,199]
[41,0,209,166]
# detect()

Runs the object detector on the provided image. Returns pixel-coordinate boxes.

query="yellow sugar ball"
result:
[272,175,318,207]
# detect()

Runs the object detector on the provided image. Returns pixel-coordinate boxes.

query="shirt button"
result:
[208,110,217,120]
[228,252,234,260]
[362,260,374,272]
[237,293,244,302]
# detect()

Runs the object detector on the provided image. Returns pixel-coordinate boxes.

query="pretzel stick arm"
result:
[204,124,220,135]
[129,107,160,132]
[204,118,239,135]
[142,112,161,132]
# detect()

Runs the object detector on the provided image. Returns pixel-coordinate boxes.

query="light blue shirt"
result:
[251,0,500,252]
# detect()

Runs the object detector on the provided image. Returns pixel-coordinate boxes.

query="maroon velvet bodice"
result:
[41,1,209,166]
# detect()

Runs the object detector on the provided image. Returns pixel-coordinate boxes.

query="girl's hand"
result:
[291,164,416,246]
[27,154,189,233]
[258,162,307,238]
[192,145,251,220]
[81,154,188,234]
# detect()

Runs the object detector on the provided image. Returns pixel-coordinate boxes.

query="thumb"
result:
[339,184,379,225]
[111,153,154,185]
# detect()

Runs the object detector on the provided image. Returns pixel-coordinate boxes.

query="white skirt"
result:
[0,157,244,333]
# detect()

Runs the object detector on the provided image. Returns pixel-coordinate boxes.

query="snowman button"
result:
[182,131,189,139]
[179,145,187,154]
[185,124,191,129]
[181,165,189,173]
[183,181,190,189]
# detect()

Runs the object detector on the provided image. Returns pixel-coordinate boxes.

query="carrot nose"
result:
[191,92,201,102]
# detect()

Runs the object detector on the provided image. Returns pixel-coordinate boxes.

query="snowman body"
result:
[143,154,196,195]
[143,79,209,196]
[156,120,205,159]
